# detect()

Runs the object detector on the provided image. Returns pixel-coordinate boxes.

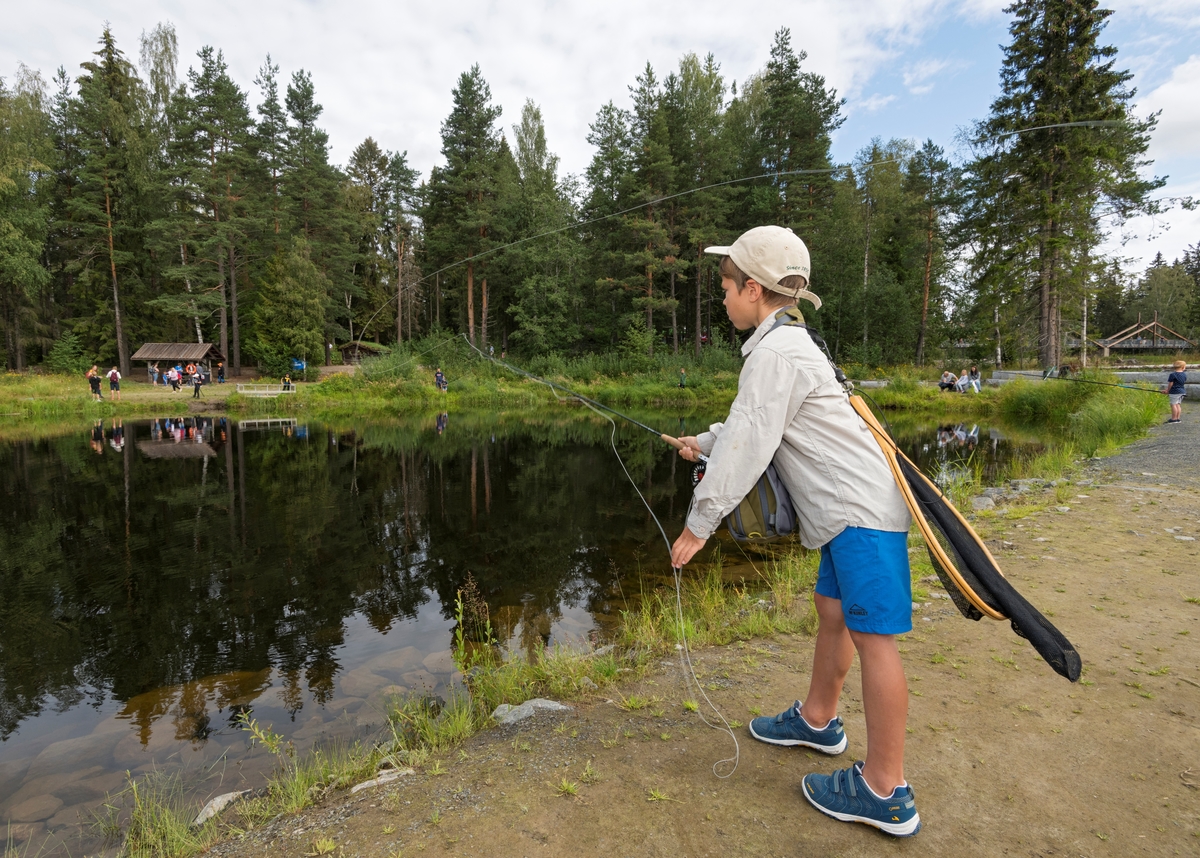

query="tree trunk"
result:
[217,253,229,367]
[646,253,654,358]
[670,268,678,355]
[396,233,405,344]
[481,278,489,351]
[466,262,476,346]
[916,204,933,366]
[861,210,871,348]
[994,305,1002,369]
[104,189,129,376]
[181,244,203,343]
[694,247,703,360]
[1081,292,1088,369]
[229,244,241,374]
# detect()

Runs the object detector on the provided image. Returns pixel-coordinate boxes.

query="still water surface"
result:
[0,408,1047,851]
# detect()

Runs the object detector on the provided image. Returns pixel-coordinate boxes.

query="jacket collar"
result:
[741,306,803,357]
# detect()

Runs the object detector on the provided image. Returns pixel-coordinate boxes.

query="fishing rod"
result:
[459,335,705,459]
[1042,373,1167,394]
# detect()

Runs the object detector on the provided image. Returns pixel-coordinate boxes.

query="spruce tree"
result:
[68,27,148,375]
[0,68,53,369]
[966,0,1163,368]
[423,65,502,347]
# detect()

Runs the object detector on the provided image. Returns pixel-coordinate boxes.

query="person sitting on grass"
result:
[938,370,957,391]
[955,368,970,393]
[968,365,981,393]
[670,225,920,838]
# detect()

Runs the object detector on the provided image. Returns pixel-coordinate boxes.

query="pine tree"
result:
[283,69,348,364]
[251,236,326,375]
[68,27,149,375]
[905,140,954,365]
[423,65,502,347]
[0,67,53,369]
[965,0,1163,368]
[505,100,584,353]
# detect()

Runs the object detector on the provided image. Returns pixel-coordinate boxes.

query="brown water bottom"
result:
[195,470,1198,858]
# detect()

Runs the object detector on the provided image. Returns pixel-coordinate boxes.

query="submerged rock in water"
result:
[492,698,572,725]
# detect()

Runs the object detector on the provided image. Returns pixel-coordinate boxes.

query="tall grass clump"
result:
[617,547,819,651]
[448,574,628,723]
[94,772,220,858]
[996,373,1160,455]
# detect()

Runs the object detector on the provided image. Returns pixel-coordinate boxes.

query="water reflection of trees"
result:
[0,412,688,742]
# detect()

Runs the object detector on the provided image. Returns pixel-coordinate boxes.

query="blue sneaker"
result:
[748,701,847,754]
[802,761,921,837]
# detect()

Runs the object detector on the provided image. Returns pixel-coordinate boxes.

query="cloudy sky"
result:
[4,0,1197,268]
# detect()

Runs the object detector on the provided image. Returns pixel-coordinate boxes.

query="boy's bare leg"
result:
[802,594,854,726]
[848,630,908,796]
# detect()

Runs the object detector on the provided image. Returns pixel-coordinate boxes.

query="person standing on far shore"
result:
[87,365,103,401]
[107,367,122,402]
[1164,360,1187,424]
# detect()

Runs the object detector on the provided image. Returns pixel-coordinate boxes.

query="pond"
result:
[0,407,1048,853]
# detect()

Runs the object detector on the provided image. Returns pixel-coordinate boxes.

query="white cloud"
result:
[1137,54,1200,160]
[0,0,947,176]
[854,93,898,113]
[902,57,954,94]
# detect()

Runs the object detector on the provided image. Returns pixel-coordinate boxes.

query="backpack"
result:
[692,306,812,544]
[108,370,119,382]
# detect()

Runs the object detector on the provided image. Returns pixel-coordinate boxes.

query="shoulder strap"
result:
[764,305,850,390]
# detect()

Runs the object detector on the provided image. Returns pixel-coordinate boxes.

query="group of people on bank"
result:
[938,366,981,393]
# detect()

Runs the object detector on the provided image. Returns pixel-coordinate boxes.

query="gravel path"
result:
[1091,397,1199,488]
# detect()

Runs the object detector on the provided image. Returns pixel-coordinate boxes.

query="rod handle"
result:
[659,433,686,450]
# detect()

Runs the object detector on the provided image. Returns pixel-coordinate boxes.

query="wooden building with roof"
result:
[131,343,225,365]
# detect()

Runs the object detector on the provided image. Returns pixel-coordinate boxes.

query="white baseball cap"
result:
[704,225,820,310]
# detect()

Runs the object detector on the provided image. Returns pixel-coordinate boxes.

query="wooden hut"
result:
[131,343,226,378]
[336,341,388,364]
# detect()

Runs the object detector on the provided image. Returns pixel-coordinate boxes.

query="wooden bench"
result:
[235,383,296,397]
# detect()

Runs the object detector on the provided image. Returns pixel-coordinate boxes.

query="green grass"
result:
[616,547,820,651]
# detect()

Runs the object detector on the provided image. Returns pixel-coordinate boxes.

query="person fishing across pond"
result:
[1164,360,1187,424]
[669,225,921,837]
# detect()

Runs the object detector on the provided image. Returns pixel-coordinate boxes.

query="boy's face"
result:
[721,277,762,331]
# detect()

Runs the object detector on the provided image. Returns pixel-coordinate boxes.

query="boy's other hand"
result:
[671,527,707,568]
[676,436,702,463]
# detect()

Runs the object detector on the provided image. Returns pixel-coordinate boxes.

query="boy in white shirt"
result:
[671,226,920,837]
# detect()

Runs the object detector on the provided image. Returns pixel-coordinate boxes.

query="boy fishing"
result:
[670,225,920,836]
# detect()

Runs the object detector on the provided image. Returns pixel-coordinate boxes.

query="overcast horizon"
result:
[4,0,1197,271]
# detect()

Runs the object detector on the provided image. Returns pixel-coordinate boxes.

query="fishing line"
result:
[354,159,902,348]
[1042,373,1166,394]
[356,118,1129,350]
[461,338,739,777]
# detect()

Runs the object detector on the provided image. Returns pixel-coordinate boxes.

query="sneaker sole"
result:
[748,721,847,754]
[802,778,921,837]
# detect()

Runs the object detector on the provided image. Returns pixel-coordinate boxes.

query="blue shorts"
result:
[815,527,912,635]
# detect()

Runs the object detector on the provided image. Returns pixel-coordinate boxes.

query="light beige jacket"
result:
[686,313,910,548]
